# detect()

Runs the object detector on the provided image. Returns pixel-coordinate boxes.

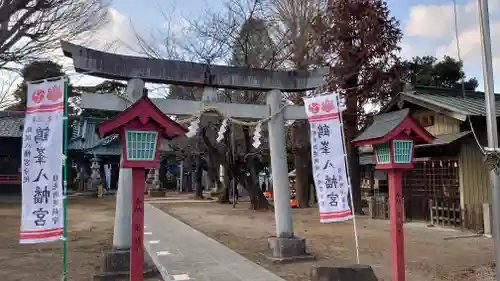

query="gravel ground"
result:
[156,198,494,281]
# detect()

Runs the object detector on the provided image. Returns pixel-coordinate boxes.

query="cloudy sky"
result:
[50,0,500,91]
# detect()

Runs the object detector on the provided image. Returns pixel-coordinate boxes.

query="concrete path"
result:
[144,203,286,281]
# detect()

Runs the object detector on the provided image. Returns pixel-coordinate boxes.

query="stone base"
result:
[311,265,378,281]
[266,236,315,263]
[148,189,166,197]
[93,248,160,281]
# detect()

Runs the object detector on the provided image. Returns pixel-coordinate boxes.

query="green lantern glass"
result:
[374,143,391,164]
[393,140,413,164]
[125,130,158,161]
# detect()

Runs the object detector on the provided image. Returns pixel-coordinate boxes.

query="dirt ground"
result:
[155,198,495,281]
[0,197,116,281]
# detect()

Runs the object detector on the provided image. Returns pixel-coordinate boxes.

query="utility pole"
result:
[478,0,500,279]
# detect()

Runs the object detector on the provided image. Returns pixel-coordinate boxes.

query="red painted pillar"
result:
[388,169,405,281]
[130,168,146,281]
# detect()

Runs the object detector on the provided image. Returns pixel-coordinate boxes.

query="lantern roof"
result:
[351,109,434,147]
[97,95,187,140]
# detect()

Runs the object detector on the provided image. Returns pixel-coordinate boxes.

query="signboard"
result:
[303,93,352,223]
[20,79,65,243]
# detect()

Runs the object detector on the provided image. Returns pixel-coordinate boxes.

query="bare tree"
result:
[0,70,18,109]
[134,0,289,209]
[0,0,109,70]
[263,0,324,208]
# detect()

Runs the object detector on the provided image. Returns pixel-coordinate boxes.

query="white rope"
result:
[113,91,290,127]
[175,103,289,126]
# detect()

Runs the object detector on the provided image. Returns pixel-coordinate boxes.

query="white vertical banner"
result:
[105,164,111,190]
[20,78,65,244]
[303,93,353,223]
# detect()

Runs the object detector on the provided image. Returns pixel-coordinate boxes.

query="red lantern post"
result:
[351,109,434,281]
[98,95,186,281]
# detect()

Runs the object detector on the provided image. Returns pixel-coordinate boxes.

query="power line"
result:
[452,0,485,155]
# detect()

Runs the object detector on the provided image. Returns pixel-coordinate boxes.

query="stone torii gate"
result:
[61,41,327,260]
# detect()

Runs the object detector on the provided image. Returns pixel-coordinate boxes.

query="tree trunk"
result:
[247,185,269,210]
[242,127,269,210]
[234,167,269,210]
[289,70,311,208]
[194,156,204,199]
[294,146,310,207]
[218,185,230,203]
[248,158,265,209]
[218,134,232,204]
[226,162,268,210]
[293,119,311,208]
[200,126,268,209]
[347,145,361,213]
[344,75,362,214]
[204,157,220,191]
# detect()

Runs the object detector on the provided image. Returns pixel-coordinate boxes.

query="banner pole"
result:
[336,94,361,264]
[62,76,69,281]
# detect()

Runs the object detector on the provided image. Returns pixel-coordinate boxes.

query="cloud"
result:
[405,1,479,39]
[433,2,500,77]
[399,37,438,59]
[54,8,144,86]
[402,0,500,90]
[435,20,500,86]
[51,8,169,97]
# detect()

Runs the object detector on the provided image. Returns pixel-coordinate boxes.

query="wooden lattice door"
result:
[402,158,460,225]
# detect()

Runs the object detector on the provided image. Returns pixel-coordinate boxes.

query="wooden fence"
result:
[429,199,463,229]
[367,195,407,221]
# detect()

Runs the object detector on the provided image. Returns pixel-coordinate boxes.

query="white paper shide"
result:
[20,79,65,244]
[303,93,352,223]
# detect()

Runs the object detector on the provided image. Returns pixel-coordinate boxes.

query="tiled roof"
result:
[417,131,471,147]
[0,111,24,137]
[69,118,126,153]
[382,86,500,118]
[70,118,172,155]
[352,109,410,142]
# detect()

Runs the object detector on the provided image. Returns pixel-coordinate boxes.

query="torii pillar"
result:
[113,78,144,249]
[267,90,294,238]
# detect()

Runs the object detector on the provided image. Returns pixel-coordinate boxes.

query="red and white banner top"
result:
[26,79,64,114]
[304,94,340,122]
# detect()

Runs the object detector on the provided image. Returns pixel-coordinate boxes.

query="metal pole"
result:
[478,1,500,279]
[62,76,69,281]
[231,123,236,208]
